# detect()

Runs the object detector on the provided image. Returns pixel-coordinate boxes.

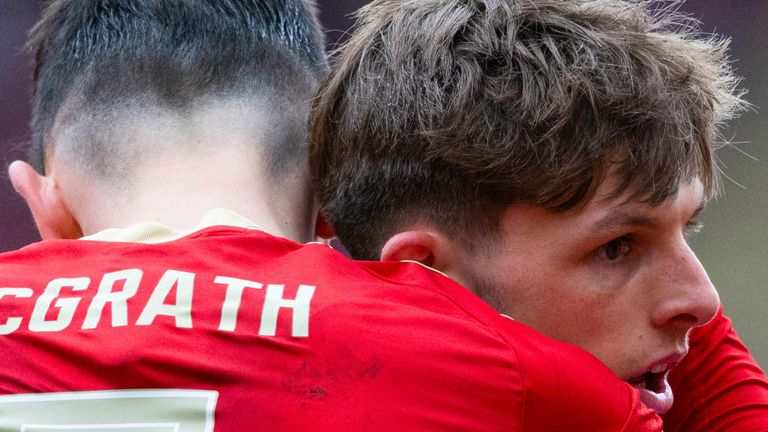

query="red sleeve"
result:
[492,316,663,432]
[663,307,768,431]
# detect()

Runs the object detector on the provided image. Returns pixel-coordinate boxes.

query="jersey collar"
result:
[80,208,263,244]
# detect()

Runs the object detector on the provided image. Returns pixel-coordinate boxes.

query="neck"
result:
[56,149,315,243]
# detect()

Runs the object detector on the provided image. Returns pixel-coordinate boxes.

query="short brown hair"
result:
[310,0,744,260]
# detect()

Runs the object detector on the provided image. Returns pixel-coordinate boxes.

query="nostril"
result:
[672,312,700,328]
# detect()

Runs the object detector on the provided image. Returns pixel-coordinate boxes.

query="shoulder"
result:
[489,316,661,431]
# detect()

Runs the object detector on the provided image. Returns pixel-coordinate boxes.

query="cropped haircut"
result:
[310,0,745,260]
[29,0,327,178]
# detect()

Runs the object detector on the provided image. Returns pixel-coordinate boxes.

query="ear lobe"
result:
[8,160,83,240]
[380,230,445,268]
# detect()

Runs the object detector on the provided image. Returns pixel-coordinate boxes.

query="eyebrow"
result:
[594,211,654,232]
[593,200,706,233]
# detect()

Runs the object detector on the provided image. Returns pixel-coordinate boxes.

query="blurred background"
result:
[1,1,766,367]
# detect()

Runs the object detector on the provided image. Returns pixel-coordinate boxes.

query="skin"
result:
[8,99,316,244]
[451,175,720,383]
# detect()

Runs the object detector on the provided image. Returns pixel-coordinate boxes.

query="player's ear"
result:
[8,160,83,240]
[380,229,458,271]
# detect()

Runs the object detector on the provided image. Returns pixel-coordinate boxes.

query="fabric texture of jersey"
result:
[663,306,768,431]
[0,225,661,431]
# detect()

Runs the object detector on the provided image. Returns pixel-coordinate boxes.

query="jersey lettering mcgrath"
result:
[0,268,316,337]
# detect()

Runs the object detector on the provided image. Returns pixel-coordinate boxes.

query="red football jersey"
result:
[663,307,768,431]
[0,226,661,431]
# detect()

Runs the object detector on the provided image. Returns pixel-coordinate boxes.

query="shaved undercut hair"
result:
[29,0,327,181]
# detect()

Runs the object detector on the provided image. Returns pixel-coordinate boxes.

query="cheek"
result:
[480,252,645,374]
[587,262,639,293]
[498,275,591,339]
[548,283,646,378]
[540,288,608,340]
[515,278,632,359]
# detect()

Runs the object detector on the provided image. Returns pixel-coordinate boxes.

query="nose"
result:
[651,242,720,330]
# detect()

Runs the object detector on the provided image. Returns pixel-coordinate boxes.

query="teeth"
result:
[629,362,674,389]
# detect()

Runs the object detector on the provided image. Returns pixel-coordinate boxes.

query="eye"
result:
[597,236,631,262]
[684,220,703,240]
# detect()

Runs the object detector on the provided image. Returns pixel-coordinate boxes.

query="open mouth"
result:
[627,364,676,414]
[628,370,666,393]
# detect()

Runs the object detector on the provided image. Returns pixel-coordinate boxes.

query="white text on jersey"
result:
[0,269,316,337]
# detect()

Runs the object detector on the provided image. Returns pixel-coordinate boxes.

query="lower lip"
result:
[635,376,674,414]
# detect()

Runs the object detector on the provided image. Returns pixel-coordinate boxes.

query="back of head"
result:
[310,0,744,259]
[29,0,327,184]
